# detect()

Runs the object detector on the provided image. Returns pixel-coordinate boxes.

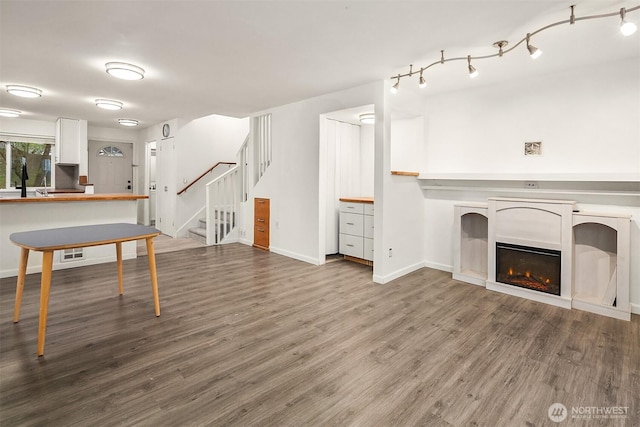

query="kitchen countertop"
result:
[339,197,374,204]
[0,193,148,203]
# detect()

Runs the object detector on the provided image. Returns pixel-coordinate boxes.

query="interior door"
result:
[88,141,133,193]
[155,138,176,236]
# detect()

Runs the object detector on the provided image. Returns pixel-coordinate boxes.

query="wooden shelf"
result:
[391,171,419,177]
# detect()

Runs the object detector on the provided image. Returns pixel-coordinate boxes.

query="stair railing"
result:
[205,165,239,244]
[177,161,236,195]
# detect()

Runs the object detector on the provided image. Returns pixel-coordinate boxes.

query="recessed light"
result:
[0,108,21,118]
[95,99,123,110]
[105,62,145,80]
[359,113,375,124]
[118,118,139,127]
[6,85,42,98]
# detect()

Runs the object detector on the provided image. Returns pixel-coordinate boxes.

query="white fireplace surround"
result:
[487,198,575,308]
[453,197,631,320]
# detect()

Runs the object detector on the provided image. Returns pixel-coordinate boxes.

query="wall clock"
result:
[162,123,170,138]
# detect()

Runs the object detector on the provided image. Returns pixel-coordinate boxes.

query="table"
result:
[10,223,161,356]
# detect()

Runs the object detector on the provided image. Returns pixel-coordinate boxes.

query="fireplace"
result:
[495,243,561,296]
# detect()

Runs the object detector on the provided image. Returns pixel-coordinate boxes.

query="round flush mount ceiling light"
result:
[95,99,123,110]
[118,118,139,127]
[6,85,42,98]
[0,108,21,118]
[105,62,145,80]
[359,113,375,124]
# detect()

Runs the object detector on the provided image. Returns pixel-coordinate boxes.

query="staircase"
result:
[188,211,236,244]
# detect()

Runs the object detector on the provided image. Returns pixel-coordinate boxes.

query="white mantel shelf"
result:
[417,173,639,200]
[417,173,640,181]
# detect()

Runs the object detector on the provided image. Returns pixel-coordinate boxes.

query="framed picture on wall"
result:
[524,141,542,156]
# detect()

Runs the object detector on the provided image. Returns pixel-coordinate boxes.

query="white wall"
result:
[416,57,640,311]
[360,123,375,196]
[422,57,640,175]
[144,115,248,236]
[246,82,384,266]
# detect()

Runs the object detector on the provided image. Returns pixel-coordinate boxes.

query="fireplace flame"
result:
[508,267,513,276]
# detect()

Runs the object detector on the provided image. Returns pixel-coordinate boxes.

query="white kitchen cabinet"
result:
[55,118,87,165]
[339,198,374,264]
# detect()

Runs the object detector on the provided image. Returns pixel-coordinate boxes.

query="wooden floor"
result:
[1,243,638,426]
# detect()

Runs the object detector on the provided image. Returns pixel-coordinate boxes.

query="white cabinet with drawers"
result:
[339,198,374,264]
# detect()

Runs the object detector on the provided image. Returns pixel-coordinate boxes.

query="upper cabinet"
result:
[55,118,87,165]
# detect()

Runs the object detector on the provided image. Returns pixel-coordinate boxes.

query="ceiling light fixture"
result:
[526,33,542,59]
[95,99,123,110]
[493,40,508,57]
[6,85,42,98]
[389,4,639,89]
[390,75,400,94]
[467,56,478,78]
[620,8,638,36]
[418,69,427,88]
[359,113,375,124]
[105,62,145,80]
[118,118,139,127]
[0,108,21,118]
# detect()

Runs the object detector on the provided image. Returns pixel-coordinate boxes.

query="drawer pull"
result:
[257,218,265,222]
[346,244,354,247]
[257,227,264,232]
[346,222,354,225]
[347,206,354,209]
[257,200,265,204]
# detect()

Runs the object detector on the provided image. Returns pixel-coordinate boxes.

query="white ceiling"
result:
[0,0,638,130]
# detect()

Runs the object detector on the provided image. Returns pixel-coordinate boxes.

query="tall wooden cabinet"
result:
[254,198,270,250]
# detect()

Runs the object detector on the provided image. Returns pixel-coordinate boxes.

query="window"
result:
[97,146,124,157]
[0,140,54,189]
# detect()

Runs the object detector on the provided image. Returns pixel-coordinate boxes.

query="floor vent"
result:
[61,248,84,262]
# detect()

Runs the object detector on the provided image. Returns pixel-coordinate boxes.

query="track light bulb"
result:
[467,56,478,78]
[526,34,542,59]
[418,71,426,89]
[620,8,637,36]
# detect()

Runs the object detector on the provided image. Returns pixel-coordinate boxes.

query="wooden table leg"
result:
[116,242,124,295]
[145,237,160,317]
[37,251,54,357]
[13,248,30,323]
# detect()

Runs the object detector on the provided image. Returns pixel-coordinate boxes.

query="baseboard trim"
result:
[373,261,426,284]
[0,253,136,279]
[631,303,640,316]
[269,246,321,266]
[423,261,453,273]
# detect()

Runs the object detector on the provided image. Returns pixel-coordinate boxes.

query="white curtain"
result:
[325,119,361,254]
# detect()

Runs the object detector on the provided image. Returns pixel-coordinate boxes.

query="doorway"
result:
[88,141,133,193]
[318,104,375,261]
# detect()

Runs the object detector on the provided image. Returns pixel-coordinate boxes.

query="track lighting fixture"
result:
[389,4,639,92]
[526,34,542,59]
[390,75,400,94]
[493,41,508,57]
[418,69,427,88]
[467,56,478,78]
[620,8,638,36]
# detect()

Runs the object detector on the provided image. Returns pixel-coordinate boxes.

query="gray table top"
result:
[10,223,160,251]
